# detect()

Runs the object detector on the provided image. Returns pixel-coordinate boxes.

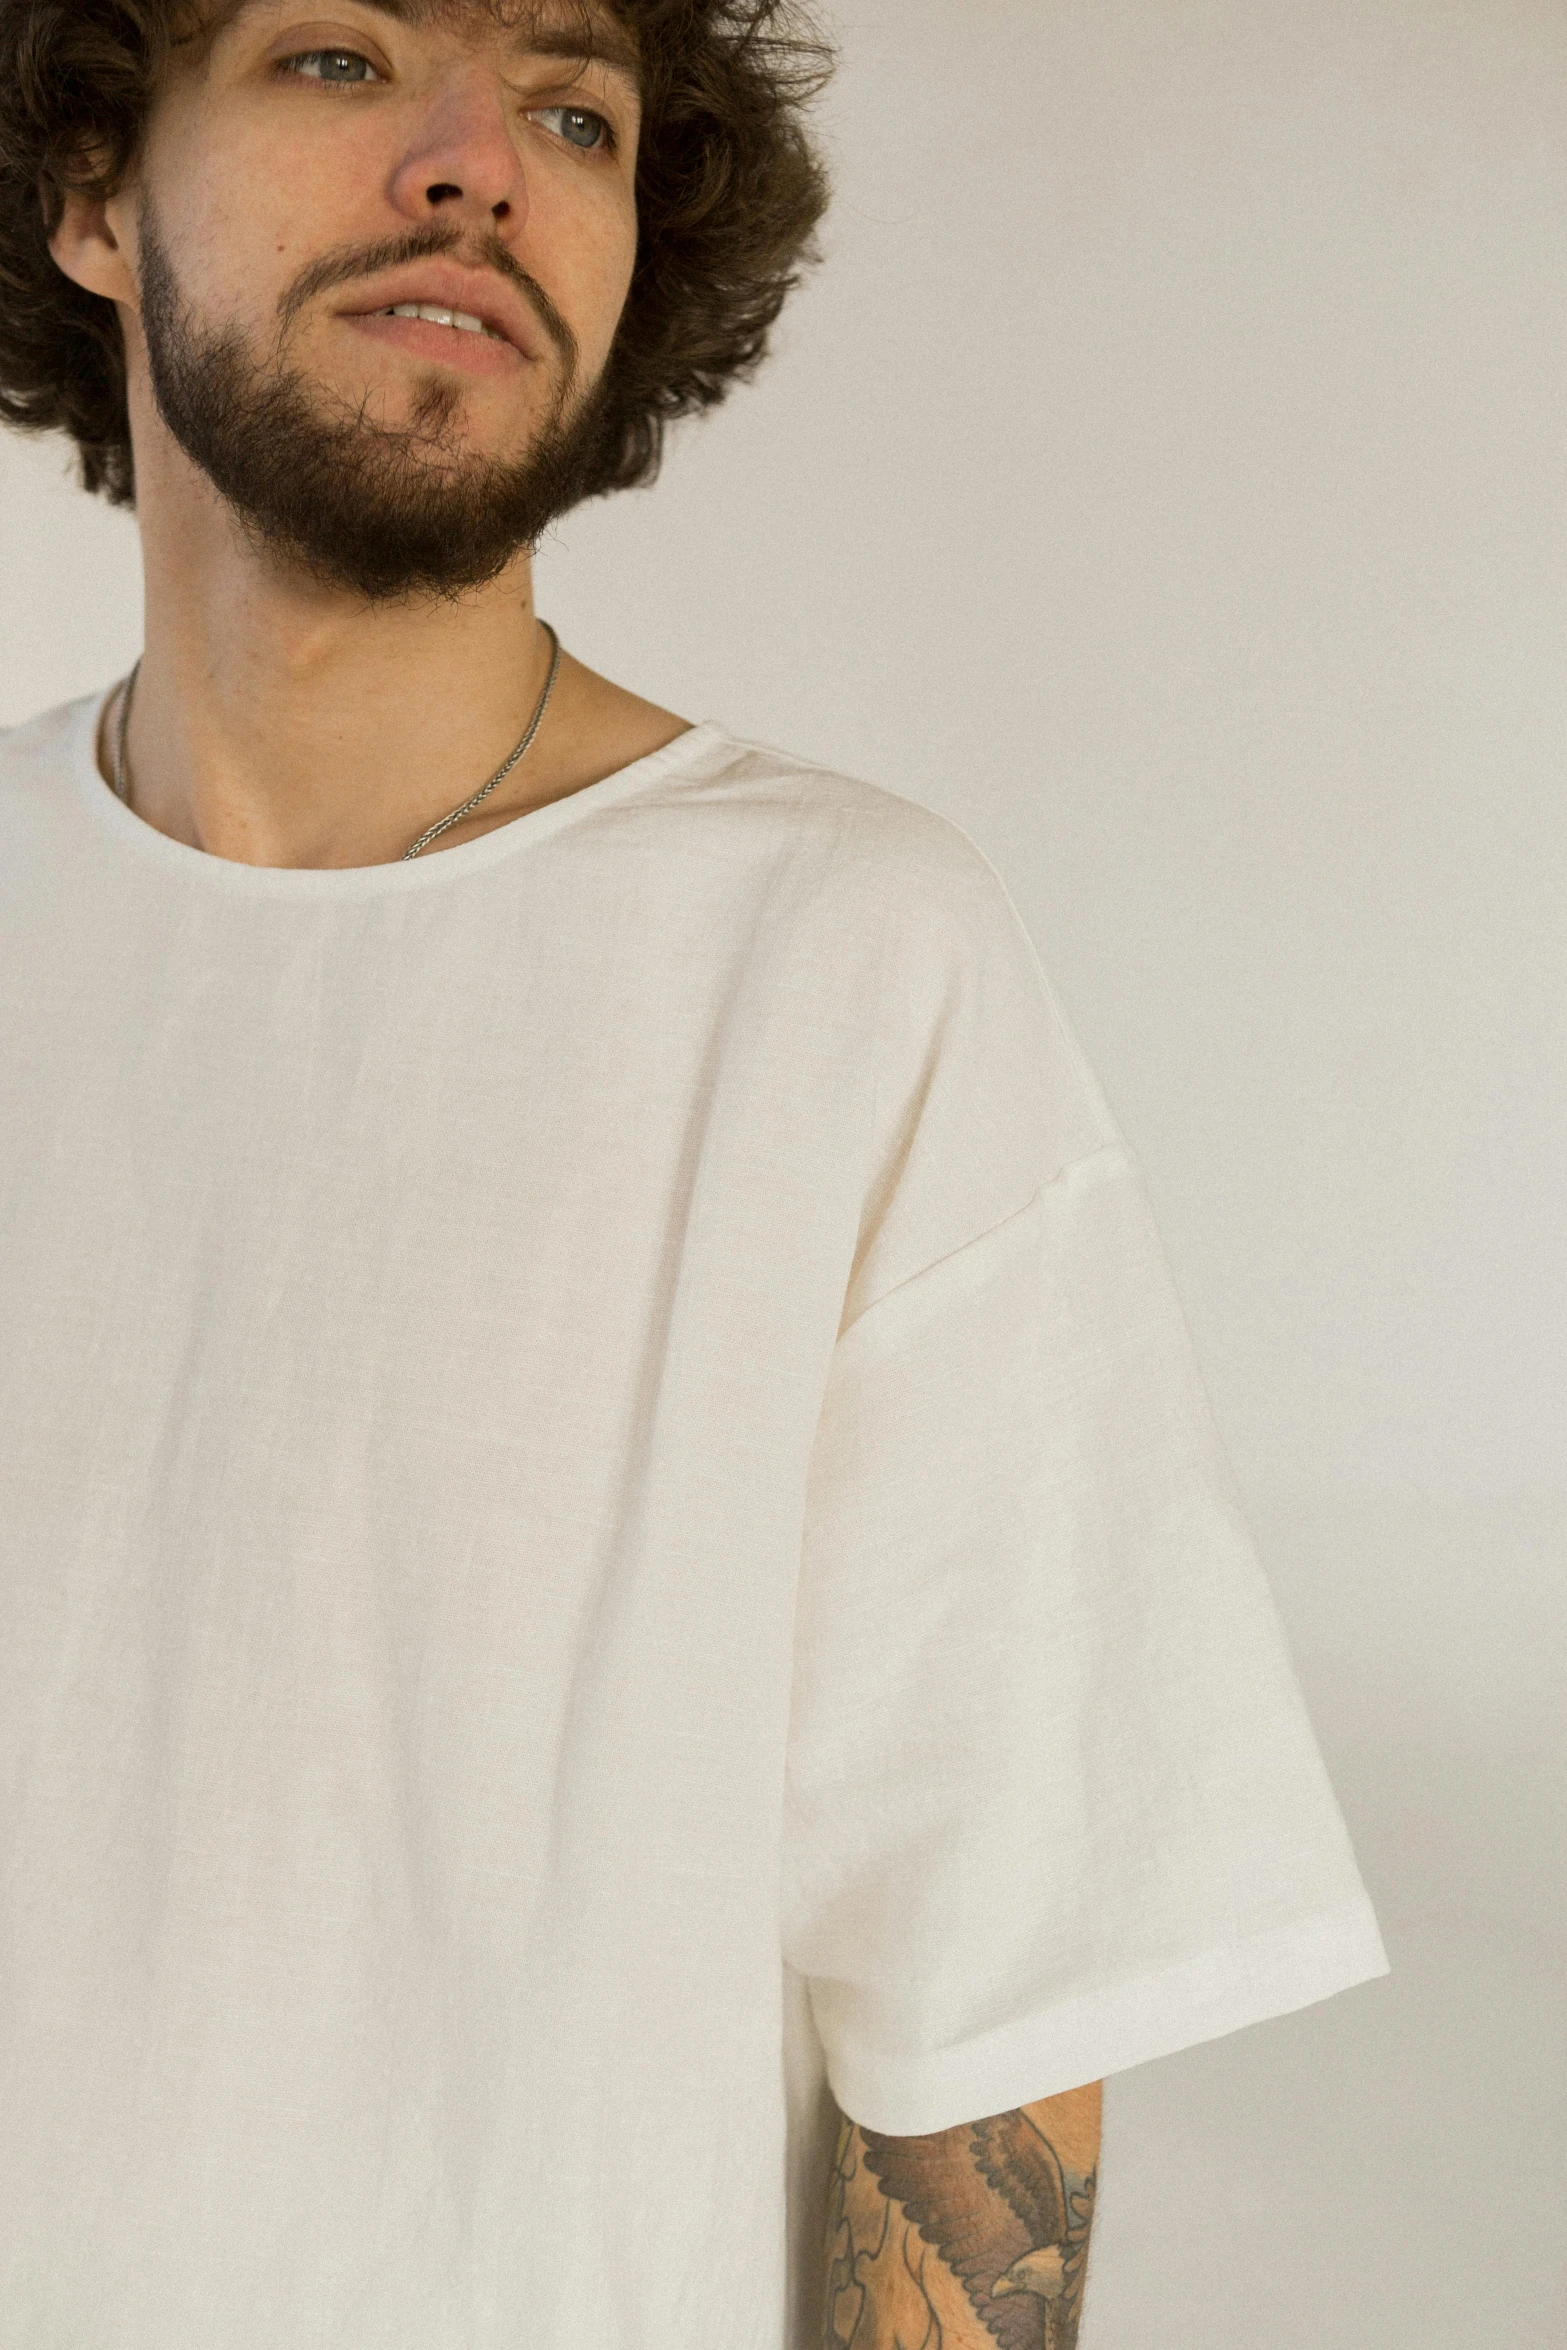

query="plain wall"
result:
[2,0,1562,2340]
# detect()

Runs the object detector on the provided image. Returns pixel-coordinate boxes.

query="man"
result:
[0,1,1388,2343]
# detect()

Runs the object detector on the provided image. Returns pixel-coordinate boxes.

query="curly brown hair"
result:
[0,0,836,506]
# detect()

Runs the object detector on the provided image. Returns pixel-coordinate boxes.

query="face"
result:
[79,0,644,599]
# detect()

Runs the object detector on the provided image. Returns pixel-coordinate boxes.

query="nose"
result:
[388,68,528,234]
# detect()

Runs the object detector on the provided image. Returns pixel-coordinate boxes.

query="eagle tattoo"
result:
[855,2108,1097,2350]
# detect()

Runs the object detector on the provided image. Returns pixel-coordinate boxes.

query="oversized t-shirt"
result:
[0,686,1387,2350]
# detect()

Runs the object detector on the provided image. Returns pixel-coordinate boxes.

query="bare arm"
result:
[823,2080,1102,2349]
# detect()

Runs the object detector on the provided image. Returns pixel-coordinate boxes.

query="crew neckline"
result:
[66,684,732,899]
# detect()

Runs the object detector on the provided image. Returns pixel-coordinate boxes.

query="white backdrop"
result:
[2,0,1562,2339]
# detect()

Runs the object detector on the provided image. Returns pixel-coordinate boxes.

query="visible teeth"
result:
[383,301,503,341]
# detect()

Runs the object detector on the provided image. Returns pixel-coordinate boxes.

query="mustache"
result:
[278,224,575,368]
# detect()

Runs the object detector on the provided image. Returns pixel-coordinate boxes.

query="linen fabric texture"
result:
[0,691,1386,2350]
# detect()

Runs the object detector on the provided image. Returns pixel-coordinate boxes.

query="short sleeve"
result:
[781,838,1388,2138]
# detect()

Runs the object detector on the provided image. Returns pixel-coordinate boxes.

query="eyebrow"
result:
[222,0,643,92]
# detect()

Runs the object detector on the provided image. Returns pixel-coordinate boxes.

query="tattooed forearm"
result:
[822,2081,1101,2350]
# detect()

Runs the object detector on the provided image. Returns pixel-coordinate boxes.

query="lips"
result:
[338,263,544,361]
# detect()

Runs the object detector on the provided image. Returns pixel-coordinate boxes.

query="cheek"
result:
[553,195,639,371]
[144,110,389,321]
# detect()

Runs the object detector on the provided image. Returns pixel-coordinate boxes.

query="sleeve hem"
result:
[819,1894,1391,2138]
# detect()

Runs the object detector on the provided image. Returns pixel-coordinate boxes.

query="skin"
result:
[826,2083,1103,2350]
[49,0,694,868]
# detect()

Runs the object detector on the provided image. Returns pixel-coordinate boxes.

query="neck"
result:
[114,427,580,871]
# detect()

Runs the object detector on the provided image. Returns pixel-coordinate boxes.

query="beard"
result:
[136,204,616,604]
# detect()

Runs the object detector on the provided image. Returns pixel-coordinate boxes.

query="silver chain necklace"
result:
[111,621,564,862]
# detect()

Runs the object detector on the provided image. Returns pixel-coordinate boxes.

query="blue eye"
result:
[535,105,611,152]
[287,49,380,84]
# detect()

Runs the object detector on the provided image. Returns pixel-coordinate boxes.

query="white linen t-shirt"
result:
[0,687,1387,2350]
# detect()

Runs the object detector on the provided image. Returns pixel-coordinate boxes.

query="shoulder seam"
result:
[836,1140,1133,1341]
